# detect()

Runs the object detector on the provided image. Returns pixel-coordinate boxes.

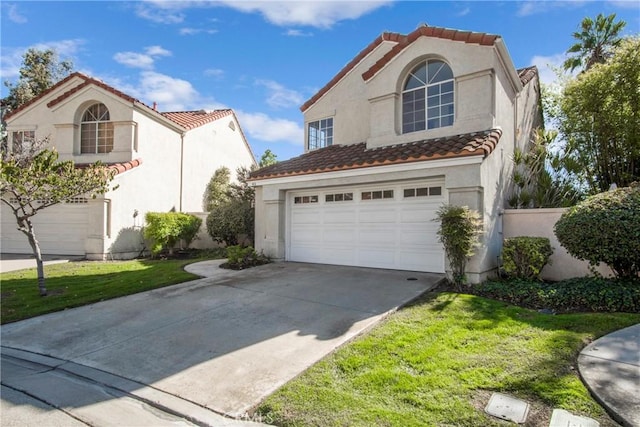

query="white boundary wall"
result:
[502,208,612,281]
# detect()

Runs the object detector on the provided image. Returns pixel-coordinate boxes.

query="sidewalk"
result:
[578,323,640,427]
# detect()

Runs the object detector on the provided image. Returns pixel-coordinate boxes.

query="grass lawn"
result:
[257,292,640,427]
[0,250,224,324]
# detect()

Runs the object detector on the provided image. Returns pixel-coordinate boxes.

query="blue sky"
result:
[1,1,638,161]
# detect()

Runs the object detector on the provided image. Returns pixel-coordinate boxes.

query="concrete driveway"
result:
[1,261,443,425]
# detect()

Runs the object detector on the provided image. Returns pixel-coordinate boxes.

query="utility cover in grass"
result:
[485,392,530,423]
[549,409,600,427]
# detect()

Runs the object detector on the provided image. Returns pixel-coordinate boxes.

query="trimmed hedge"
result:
[144,212,202,256]
[474,277,640,313]
[554,183,640,279]
[502,236,553,280]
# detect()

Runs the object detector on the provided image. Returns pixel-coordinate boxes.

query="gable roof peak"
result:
[301,24,502,112]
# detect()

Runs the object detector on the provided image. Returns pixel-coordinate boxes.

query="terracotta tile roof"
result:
[76,158,143,175]
[517,66,538,86]
[301,25,500,112]
[251,128,502,180]
[161,109,233,130]
[5,72,241,134]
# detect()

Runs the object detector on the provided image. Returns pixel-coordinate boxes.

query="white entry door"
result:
[288,181,445,272]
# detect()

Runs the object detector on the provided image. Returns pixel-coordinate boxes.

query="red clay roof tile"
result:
[516,66,538,86]
[160,110,233,130]
[76,158,143,175]
[250,128,502,180]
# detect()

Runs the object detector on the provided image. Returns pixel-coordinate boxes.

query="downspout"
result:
[179,133,185,212]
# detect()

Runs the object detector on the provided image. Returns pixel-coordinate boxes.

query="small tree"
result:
[259,149,278,167]
[434,205,483,289]
[501,237,553,280]
[202,166,230,211]
[1,143,116,296]
[554,183,640,279]
[206,198,252,246]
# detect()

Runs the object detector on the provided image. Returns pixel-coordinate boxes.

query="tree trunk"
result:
[21,219,47,296]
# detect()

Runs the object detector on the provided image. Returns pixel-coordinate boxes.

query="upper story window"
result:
[12,130,35,153]
[402,60,454,133]
[81,103,114,154]
[308,117,333,150]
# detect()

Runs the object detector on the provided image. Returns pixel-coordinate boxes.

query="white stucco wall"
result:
[502,209,613,280]
[181,114,256,212]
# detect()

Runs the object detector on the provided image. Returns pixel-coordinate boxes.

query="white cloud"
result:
[236,111,303,146]
[204,68,224,78]
[179,27,218,35]
[113,46,172,69]
[607,0,640,9]
[136,0,393,29]
[113,52,156,69]
[530,53,566,87]
[285,29,313,37]
[517,1,586,17]
[5,3,27,23]
[117,71,200,111]
[33,39,85,58]
[457,7,471,17]
[134,2,185,24]
[145,45,172,57]
[256,79,305,109]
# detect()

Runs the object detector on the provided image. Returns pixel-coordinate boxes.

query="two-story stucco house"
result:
[1,72,256,259]
[249,25,541,282]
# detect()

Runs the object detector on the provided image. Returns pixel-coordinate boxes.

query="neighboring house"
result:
[250,25,541,282]
[1,72,256,259]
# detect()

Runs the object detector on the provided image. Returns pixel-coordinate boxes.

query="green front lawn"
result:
[257,292,640,427]
[0,250,224,324]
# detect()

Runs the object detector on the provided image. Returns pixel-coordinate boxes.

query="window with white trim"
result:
[325,192,353,202]
[12,130,35,153]
[403,186,442,198]
[307,117,333,150]
[361,190,394,200]
[294,195,319,204]
[402,60,454,133]
[81,103,114,154]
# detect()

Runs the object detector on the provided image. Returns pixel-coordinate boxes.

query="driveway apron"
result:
[1,262,443,418]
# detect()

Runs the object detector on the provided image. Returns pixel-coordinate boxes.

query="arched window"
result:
[402,60,454,133]
[81,103,113,153]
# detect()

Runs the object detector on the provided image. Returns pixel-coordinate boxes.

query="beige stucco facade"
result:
[2,74,256,259]
[252,28,541,282]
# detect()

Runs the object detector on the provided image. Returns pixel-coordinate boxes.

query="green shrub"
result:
[206,198,254,247]
[502,236,553,280]
[554,183,640,279]
[434,205,483,289]
[223,245,270,270]
[474,277,640,313]
[144,212,202,256]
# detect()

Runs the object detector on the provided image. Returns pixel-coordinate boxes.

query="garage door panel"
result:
[1,204,88,255]
[324,209,357,224]
[289,181,445,273]
[359,208,396,223]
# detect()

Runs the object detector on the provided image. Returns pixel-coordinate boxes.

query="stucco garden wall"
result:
[502,208,613,281]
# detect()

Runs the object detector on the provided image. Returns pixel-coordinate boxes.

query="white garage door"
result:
[288,181,445,273]
[1,201,89,256]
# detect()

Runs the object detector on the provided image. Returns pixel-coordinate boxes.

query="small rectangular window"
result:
[416,187,429,197]
[326,192,353,203]
[362,190,393,201]
[404,189,415,198]
[12,130,35,153]
[295,195,318,204]
[429,186,442,196]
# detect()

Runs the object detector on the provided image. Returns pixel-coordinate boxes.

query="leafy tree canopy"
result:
[259,149,278,167]
[1,140,116,295]
[3,48,73,112]
[552,36,640,194]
